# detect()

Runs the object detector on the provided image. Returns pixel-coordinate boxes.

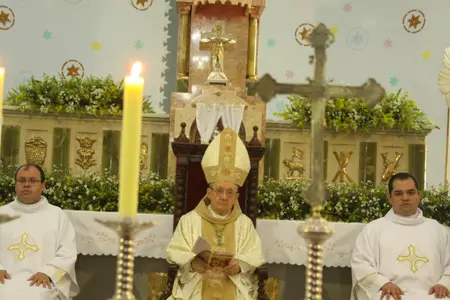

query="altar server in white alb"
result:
[351,172,450,300]
[0,164,79,300]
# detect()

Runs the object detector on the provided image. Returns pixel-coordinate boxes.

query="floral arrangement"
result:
[5,74,154,116]
[258,178,450,226]
[276,90,438,133]
[1,164,449,225]
[0,165,173,213]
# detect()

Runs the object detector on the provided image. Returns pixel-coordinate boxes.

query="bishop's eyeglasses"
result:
[211,188,236,197]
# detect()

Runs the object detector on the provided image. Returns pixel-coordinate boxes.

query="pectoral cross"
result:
[200,21,236,85]
[251,23,386,300]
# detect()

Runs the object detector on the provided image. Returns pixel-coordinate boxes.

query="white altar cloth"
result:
[66,210,365,267]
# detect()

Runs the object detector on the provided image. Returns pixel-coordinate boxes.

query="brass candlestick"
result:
[95,217,156,300]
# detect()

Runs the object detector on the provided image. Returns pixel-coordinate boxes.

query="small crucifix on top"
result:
[200,21,237,85]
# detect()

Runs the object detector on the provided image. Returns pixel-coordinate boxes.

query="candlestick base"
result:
[95,217,157,300]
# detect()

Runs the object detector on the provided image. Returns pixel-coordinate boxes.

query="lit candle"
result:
[118,62,144,218]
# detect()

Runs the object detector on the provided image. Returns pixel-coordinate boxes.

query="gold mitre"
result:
[201,128,250,187]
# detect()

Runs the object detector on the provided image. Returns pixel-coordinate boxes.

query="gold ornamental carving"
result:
[148,272,168,300]
[75,137,97,171]
[200,21,236,84]
[381,152,404,182]
[24,137,47,166]
[332,151,353,182]
[265,277,280,300]
[140,143,148,171]
[283,147,305,179]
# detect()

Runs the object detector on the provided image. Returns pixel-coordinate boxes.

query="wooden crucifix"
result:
[252,23,386,300]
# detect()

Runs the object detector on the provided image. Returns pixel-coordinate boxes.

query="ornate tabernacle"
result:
[169,0,267,178]
[160,123,268,299]
[251,23,386,300]
[175,0,265,91]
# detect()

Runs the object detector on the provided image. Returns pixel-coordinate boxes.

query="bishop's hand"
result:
[191,255,211,274]
[429,284,449,298]
[28,272,52,289]
[224,259,240,276]
[380,282,403,300]
[0,270,11,284]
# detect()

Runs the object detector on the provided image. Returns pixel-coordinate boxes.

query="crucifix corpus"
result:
[200,21,236,85]
[252,23,386,300]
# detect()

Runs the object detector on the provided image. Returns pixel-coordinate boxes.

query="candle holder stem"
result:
[113,218,135,299]
[95,217,156,300]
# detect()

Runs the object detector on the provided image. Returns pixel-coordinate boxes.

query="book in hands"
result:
[192,236,234,268]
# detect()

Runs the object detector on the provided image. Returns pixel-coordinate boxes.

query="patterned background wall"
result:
[1,0,450,186]
[257,0,450,186]
[0,0,173,112]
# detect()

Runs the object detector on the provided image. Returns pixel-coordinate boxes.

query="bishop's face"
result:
[15,166,45,205]
[388,178,421,216]
[207,181,238,216]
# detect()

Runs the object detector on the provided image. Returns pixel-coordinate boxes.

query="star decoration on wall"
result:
[285,70,295,80]
[295,23,315,46]
[384,39,392,48]
[422,50,431,60]
[0,5,15,30]
[343,4,352,12]
[130,0,153,11]
[330,27,339,35]
[402,10,426,33]
[389,76,399,86]
[61,59,84,79]
[346,27,369,50]
[67,65,80,77]
[135,40,143,50]
[91,42,101,51]
[43,31,52,41]
[0,10,10,26]
[275,101,285,113]
[408,15,421,29]
[267,39,276,48]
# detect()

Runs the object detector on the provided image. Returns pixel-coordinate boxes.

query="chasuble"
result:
[166,127,265,299]
[0,197,79,300]
[351,209,450,300]
[166,198,264,300]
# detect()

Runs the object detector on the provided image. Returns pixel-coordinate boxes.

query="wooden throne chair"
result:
[161,121,269,300]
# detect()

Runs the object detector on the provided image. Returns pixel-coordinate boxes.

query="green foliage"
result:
[275,90,438,133]
[2,164,449,225]
[6,74,154,116]
[258,178,450,225]
[0,165,174,213]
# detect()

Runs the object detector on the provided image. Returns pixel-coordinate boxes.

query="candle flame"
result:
[130,62,142,78]
[0,68,4,75]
